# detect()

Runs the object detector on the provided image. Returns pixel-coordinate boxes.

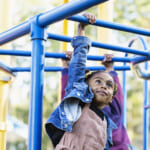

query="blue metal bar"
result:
[0,49,31,56]
[68,15,150,36]
[130,40,150,80]
[122,53,128,128]
[0,22,30,45]
[87,66,131,70]
[0,0,107,45]
[143,56,149,150]
[144,104,150,109]
[122,67,127,127]
[93,42,149,56]
[132,66,150,80]
[48,33,150,56]
[38,0,108,27]
[0,49,132,62]
[130,36,150,65]
[131,55,150,65]
[88,55,131,62]
[48,33,72,42]
[0,61,16,77]
[28,20,47,150]
[11,66,131,72]
[143,64,149,150]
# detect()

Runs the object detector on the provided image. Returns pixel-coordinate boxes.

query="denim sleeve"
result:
[65,36,91,90]
[46,37,98,134]
[57,36,94,132]
[63,36,94,103]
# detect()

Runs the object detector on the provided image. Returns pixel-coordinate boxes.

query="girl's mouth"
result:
[96,91,107,96]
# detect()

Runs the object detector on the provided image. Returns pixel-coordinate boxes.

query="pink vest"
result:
[55,104,107,150]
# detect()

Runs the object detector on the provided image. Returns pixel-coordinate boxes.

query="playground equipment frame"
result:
[0,0,149,150]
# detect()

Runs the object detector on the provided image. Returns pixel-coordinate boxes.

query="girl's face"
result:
[88,72,114,109]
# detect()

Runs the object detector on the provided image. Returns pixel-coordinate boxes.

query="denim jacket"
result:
[46,36,117,149]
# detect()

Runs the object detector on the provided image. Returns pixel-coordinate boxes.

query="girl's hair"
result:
[85,70,118,96]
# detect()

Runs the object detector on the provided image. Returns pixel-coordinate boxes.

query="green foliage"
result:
[114,0,150,45]
[114,0,150,26]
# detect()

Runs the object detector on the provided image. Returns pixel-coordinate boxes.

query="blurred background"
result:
[0,0,150,149]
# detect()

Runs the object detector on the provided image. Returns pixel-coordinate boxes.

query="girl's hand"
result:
[77,13,96,36]
[61,51,72,68]
[101,54,114,72]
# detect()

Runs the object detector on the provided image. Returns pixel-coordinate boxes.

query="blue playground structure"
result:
[0,0,149,150]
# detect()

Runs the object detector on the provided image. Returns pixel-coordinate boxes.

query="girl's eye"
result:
[106,83,113,88]
[95,80,101,84]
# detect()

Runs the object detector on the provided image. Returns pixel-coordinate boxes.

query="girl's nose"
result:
[100,82,107,89]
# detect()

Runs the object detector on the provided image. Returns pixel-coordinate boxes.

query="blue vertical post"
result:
[143,61,149,150]
[28,16,47,150]
[122,54,127,127]
[122,65,127,127]
[138,36,149,150]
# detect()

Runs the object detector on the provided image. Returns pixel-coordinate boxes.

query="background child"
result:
[60,14,132,150]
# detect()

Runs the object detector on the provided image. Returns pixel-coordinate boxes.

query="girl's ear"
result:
[113,83,118,96]
[112,95,115,100]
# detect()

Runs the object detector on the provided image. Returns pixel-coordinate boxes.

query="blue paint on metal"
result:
[143,38,149,150]
[68,15,150,36]
[122,53,128,128]
[130,36,150,65]
[0,49,132,62]
[28,19,47,150]
[11,66,131,72]
[143,65,149,150]
[144,104,150,109]
[131,55,150,65]
[92,41,149,56]
[0,61,16,77]
[48,33,150,56]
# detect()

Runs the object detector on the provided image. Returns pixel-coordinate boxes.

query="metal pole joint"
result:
[30,15,48,41]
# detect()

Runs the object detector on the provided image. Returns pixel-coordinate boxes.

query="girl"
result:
[46,13,118,150]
